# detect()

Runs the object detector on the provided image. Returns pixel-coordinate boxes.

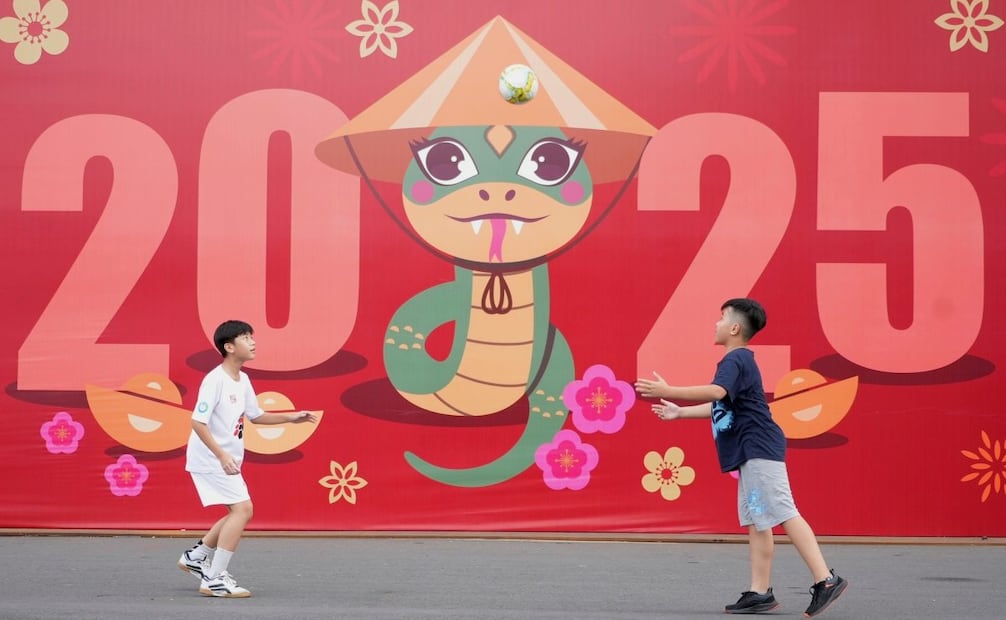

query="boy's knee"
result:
[230,500,253,521]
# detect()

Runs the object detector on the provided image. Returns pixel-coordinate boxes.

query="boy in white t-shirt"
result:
[177,320,317,598]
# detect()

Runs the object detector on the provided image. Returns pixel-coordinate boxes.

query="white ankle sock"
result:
[192,540,214,559]
[207,548,233,579]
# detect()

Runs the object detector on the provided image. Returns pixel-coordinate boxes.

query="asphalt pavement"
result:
[0,535,1001,619]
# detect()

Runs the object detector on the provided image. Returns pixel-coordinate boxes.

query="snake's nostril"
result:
[478,189,490,201]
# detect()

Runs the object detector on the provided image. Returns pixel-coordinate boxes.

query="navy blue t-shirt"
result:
[710,348,786,472]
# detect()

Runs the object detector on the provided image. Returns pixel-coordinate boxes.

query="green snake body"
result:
[384,264,572,487]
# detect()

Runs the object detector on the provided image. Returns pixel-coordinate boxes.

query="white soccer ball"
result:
[499,64,539,105]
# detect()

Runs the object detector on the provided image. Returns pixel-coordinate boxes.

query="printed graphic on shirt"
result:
[197,402,208,413]
[233,415,244,439]
[711,401,735,438]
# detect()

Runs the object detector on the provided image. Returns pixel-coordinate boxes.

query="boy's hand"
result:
[635,371,669,399]
[219,454,240,475]
[653,399,683,421]
[287,411,318,424]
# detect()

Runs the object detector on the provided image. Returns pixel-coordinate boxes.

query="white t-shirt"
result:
[185,365,264,473]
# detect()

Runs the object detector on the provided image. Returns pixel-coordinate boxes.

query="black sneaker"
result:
[725,588,779,614]
[804,570,848,617]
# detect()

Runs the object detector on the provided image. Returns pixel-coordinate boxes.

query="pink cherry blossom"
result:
[563,364,635,434]
[104,455,149,497]
[534,430,599,491]
[40,411,84,454]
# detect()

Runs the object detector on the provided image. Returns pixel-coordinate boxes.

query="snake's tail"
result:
[404,411,566,487]
[404,325,573,487]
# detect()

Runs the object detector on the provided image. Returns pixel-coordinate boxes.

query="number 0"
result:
[198,89,359,370]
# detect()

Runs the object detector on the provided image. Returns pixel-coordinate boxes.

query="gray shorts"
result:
[737,459,800,531]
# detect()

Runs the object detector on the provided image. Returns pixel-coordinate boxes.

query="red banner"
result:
[2,0,1004,535]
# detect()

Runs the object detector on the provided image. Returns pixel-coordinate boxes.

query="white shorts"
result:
[190,472,251,507]
[737,459,800,531]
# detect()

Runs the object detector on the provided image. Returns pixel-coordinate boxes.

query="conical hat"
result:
[316,16,655,183]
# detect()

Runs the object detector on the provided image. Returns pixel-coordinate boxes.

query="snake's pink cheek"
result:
[410,180,436,204]
[561,180,585,205]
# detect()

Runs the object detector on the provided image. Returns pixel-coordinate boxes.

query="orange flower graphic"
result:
[319,460,368,504]
[960,431,1006,502]
[641,447,696,501]
[672,0,795,93]
[935,0,1003,53]
[0,0,69,65]
[345,0,413,59]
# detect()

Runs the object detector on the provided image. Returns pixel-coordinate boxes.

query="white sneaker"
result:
[199,571,251,598]
[177,549,208,579]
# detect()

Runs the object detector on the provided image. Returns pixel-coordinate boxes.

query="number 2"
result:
[636,113,794,387]
[18,115,177,390]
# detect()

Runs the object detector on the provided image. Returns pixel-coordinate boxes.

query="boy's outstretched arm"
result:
[653,400,712,421]
[250,411,318,425]
[635,371,671,398]
[665,384,726,402]
[636,371,726,403]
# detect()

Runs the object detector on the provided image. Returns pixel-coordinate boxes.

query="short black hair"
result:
[721,298,766,340]
[214,320,254,358]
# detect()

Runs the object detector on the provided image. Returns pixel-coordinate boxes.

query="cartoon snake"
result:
[380,125,592,486]
[313,17,655,488]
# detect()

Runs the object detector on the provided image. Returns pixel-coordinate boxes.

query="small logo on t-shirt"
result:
[197,402,208,413]
[233,415,244,439]
[229,394,238,404]
[712,401,735,438]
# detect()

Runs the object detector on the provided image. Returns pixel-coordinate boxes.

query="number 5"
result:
[817,92,983,373]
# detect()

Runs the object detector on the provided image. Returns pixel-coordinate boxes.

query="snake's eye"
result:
[412,138,478,185]
[516,139,584,186]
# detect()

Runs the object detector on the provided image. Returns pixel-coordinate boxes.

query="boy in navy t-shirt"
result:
[636,298,847,618]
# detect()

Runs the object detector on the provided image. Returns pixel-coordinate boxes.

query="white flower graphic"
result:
[0,0,69,65]
[345,0,413,59]
[935,0,1004,52]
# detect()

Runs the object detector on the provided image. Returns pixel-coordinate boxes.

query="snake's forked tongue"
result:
[488,218,507,262]
[481,218,512,315]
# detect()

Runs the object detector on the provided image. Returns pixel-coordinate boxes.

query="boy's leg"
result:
[783,515,848,618]
[726,463,780,613]
[748,525,774,593]
[216,500,253,552]
[178,516,224,578]
[737,461,779,593]
[199,500,254,597]
[206,500,253,578]
[781,515,830,582]
[199,515,229,549]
